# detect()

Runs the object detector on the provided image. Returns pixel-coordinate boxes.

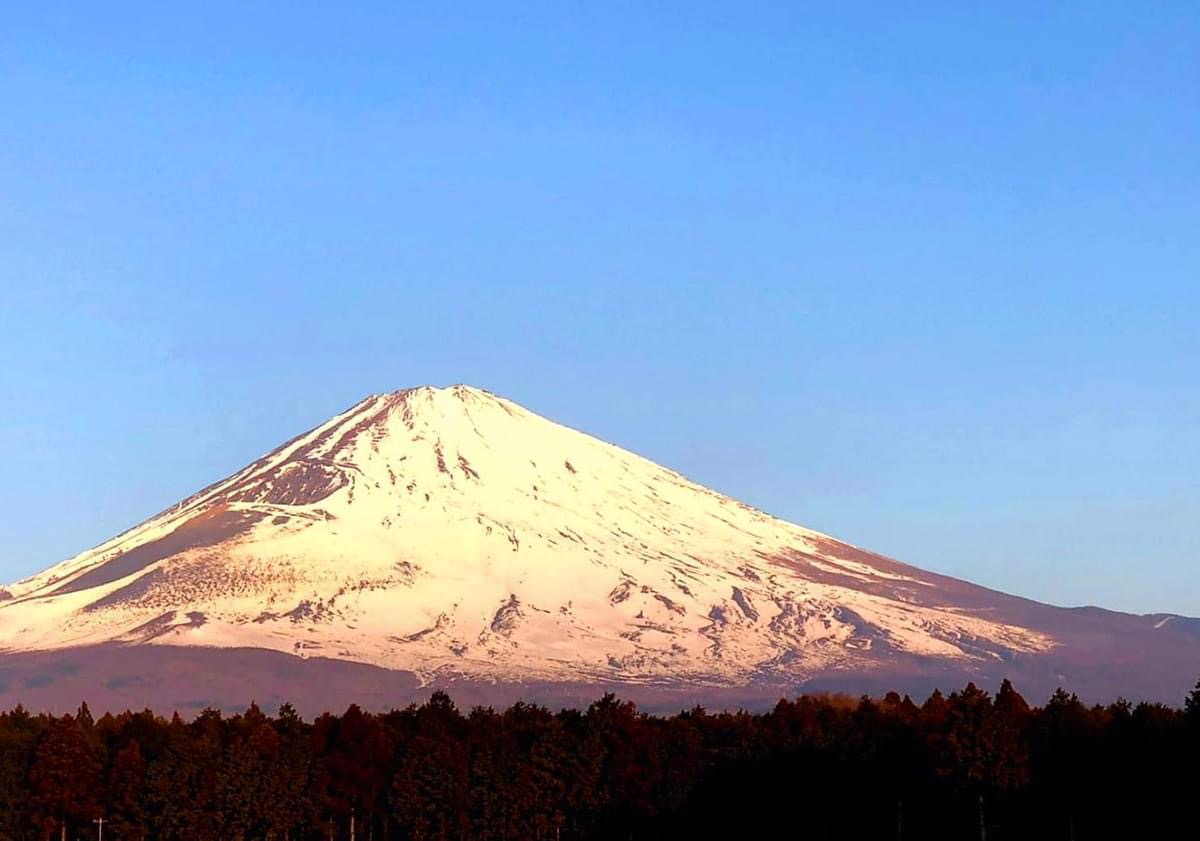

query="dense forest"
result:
[1,679,1197,841]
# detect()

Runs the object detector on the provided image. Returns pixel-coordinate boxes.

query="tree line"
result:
[1,678,1198,841]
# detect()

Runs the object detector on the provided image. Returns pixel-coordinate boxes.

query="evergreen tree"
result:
[107,741,148,841]
[0,674,1197,840]
[29,714,102,841]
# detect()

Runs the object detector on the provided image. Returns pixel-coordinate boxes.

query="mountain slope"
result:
[1,385,1196,711]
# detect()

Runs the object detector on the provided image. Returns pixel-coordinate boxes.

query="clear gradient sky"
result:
[1,3,1197,614]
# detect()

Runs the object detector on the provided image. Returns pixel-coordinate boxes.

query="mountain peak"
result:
[357,384,524,423]
[375,383,504,398]
[2,389,1198,709]
[375,383,490,399]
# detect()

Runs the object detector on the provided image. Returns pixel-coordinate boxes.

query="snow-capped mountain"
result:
[1,385,1196,713]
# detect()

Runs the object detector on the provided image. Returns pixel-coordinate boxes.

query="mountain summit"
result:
[1,385,1196,712]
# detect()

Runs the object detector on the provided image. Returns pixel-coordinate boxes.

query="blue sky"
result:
[1,3,1197,613]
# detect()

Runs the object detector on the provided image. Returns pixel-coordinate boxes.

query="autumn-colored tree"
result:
[0,706,44,839]
[312,703,395,840]
[29,714,102,841]
[254,704,310,841]
[107,741,148,841]
[0,676,1198,840]
[144,709,223,841]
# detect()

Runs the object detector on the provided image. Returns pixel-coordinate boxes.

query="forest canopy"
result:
[1,679,1198,841]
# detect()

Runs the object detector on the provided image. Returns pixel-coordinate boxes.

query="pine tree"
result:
[1184,677,1200,722]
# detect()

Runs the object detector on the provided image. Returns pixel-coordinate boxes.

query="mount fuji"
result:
[1,385,1196,714]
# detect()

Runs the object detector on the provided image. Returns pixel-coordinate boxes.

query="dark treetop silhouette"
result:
[1,678,1198,841]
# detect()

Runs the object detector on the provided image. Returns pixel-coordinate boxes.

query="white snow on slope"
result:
[0,386,1051,687]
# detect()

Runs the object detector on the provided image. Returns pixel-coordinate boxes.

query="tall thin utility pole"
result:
[94,817,106,841]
